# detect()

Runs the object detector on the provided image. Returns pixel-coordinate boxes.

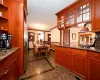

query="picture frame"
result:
[28,32,35,41]
[72,33,76,40]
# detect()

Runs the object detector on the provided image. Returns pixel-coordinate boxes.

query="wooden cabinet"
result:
[4,60,16,80]
[63,51,73,70]
[55,47,73,70]
[56,0,91,29]
[77,2,90,23]
[0,60,16,80]
[57,16,65,29]
[0,49,19,80]
[91,0,100,32]
[73,56,87,79]
[0,73,4,80]
[88,51,100,80]
[66,10,75,27]
[88,60,100,80]
[72,49,87,79]
[0,0,8,30]
[55,46,88,79]
[55,46,100,80]
[55,47,65,66]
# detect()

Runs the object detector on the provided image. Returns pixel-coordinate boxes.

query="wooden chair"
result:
[39,46,48,56]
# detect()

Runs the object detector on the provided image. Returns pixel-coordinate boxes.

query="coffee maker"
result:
[0,30,12,49]
[6,34,12,49]
[0,30,8,49]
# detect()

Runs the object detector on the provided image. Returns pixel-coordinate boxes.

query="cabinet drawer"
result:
[71,49,77,53]
[88,51,100,61]
[73,49,87,57]
[65,48,71,53]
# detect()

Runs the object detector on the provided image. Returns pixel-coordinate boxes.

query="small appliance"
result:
[6,34,12,49]
[0,30,8,49]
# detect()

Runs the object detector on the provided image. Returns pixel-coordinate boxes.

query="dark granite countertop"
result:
[0,47,19,62]
[56,44,100,53]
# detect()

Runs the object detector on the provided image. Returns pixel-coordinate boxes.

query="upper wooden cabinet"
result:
[56,0,91,29]
[66,10,75,27]
[0,0,8,30]
[91,0,100,32]
[77,2,90,23]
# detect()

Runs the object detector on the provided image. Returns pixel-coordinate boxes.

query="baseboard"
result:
[28,48,34,50]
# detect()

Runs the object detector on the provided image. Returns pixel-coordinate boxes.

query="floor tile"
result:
[20,50,83,80]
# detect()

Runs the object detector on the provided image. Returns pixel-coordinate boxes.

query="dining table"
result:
[34,44,50,55]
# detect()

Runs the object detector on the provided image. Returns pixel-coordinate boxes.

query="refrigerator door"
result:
[24,22,28,72]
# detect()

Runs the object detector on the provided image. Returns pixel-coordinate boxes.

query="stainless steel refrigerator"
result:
[24,22,28,72]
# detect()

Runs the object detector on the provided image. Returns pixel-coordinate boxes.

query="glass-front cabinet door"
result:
[60,16,64,28]
[77,2,90,23]
[66,10,75,27]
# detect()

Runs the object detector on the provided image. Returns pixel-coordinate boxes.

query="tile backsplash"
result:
[95,32,100,49]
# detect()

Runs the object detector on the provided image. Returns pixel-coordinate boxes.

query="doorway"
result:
[48,34,51,42]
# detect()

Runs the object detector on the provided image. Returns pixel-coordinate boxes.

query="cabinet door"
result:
[63,53,73,70]
[92,0,100,32]
[4,61,16,80]
[55,49,64,66]
[88,59,100,80]
[0,73,4,80]
[73,56,87,79]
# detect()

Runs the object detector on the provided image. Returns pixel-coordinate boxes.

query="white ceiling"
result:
[27,0,77,30]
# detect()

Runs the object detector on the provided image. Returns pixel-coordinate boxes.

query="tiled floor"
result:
[20,49,83,80]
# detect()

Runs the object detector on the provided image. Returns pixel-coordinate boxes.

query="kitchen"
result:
[0,0,100,80]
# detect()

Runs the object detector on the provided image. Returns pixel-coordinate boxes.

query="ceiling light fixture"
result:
[37,26,41,35]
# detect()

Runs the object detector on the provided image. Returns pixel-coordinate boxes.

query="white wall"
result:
[44,32,51,41]
[51,28,60,42]
[28,30,38,45]
[28,30,51,48]
[70,27,79,42]
[69,23,95,46]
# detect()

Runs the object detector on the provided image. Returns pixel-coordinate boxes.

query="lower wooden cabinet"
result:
[88,51,100,80]
[63,53,73,71]
[88,59,100,80]
[73,56,87,79]
[55,47,65,66]
[55,46,100,80]
[0,49,19,80]
[4,60,16,80]
[0,73,4,80]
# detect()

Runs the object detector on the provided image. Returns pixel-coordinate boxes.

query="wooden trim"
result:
[28,28,51,32]
[50,26,57,30]
[60,30,62,45]
[55,1,78,15]
[56,0,89,15]
[51,42,60,43]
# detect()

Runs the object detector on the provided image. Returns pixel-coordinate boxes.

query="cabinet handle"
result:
[3,70,9,75]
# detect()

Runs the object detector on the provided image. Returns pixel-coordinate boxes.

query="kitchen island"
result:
[0,47,20,80]
[55,45,100,80]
